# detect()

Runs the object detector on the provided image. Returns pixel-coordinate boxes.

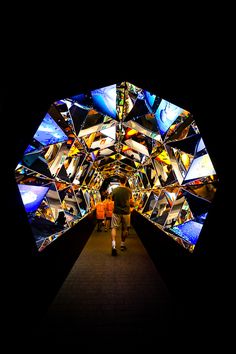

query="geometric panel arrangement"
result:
[15,81,218,252]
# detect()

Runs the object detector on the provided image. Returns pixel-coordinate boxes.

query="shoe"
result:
[111,248,117,256]
[120,245,127,251]
[104,228,107,232]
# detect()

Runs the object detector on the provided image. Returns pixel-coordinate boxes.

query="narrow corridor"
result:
[32,225,178,349]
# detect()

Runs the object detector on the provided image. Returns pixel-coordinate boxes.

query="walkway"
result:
[32,226,178,350]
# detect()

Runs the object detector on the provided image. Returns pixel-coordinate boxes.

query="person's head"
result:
[58,211,65,218]
[120,176,127,186]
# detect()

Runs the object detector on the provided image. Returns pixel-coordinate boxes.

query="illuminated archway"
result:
[15,81,218,252]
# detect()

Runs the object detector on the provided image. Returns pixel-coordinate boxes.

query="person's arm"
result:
[129,190,134,207]
[130,198,134,207]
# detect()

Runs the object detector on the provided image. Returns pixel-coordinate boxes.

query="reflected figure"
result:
[55,211,66,227]
[68,207,74,214]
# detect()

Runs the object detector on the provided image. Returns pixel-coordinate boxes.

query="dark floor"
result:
[5,213,232,351]
[30,225,184,350]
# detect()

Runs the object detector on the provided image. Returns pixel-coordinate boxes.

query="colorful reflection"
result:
[155,99,184,136]
[33,113,68,146]
[15,81,218,252]
[18,184,50,213]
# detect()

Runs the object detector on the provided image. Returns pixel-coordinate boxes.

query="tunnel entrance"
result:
[14,81,218,253]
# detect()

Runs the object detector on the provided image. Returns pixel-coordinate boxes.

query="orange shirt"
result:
[104,200,114,218]
[95,202,105,220]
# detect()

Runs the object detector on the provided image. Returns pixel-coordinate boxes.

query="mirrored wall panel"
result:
[15,81,218,252]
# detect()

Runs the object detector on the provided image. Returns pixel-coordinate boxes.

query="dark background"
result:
[2,54,232,344]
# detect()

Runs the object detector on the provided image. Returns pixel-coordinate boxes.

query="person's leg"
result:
[105,217,109,231]
[111,227,117,255]
[111,227,117,246]
[111,214,120,255]
[121,214,130,250]
[97,220,102,231]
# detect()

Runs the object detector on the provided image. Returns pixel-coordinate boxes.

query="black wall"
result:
[31,211,97,318]
[131,183,228,335]
[2,74,230,342]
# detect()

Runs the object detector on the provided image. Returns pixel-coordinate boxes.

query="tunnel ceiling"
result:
[15,81,218,252]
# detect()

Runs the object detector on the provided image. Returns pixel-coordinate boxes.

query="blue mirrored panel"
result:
[155,99,184,136]
[170,219,204,245]
[18,184,50,213]
[33,113,68,146]
[91,84,117,119]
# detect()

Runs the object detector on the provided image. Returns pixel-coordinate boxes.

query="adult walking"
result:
[111,176,133,256]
